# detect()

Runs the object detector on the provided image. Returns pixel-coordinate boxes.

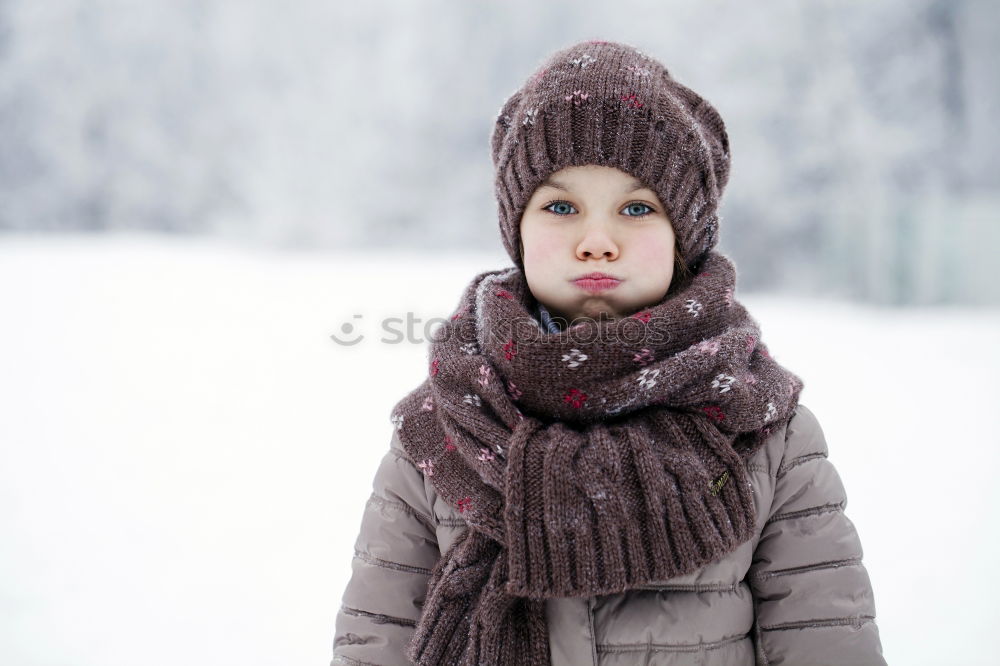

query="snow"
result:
[1,233,998,665]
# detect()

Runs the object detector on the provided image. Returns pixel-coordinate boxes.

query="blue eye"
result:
[623,202,653,217]
[541,200,656,218]
[544,201,576,215]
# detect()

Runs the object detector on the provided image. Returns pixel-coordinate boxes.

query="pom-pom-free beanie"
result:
[490,39,731,274]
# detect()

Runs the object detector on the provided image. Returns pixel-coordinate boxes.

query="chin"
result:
[576,304,622,321]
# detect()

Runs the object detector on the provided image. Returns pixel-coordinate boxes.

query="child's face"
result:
[519,165,676,324]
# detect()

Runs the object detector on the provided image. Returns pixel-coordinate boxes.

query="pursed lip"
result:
[572,272,623,293]
[573,271,621,281]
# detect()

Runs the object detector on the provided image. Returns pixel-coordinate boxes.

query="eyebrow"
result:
[539,177,650,193]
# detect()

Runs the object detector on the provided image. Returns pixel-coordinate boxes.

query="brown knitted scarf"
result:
[390,250,804,665]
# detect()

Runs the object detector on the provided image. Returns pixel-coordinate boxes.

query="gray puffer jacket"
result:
[330,403,886,665]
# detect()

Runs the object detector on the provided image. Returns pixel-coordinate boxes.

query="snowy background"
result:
[1,0,998,664]
[3,237,999,666]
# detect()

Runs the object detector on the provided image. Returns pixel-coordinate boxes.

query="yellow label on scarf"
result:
[709,471,730,496]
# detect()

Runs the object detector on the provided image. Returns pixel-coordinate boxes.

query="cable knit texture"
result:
[389,250,804,665]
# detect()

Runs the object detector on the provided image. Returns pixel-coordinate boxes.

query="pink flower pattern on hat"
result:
[621,93,644,108]
[625,64,652,77]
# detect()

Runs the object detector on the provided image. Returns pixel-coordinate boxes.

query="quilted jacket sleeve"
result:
[331,430,440,666]
[747,404,887,666]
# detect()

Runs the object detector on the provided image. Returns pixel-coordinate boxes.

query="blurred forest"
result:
[0,0,997,305]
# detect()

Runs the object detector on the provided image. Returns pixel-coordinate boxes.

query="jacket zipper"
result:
[587,597,599,666]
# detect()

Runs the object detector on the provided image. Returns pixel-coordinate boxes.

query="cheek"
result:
[632,234,674,267]
[522,229,564,265]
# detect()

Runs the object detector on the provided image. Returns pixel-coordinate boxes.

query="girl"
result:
[331,40,886,666]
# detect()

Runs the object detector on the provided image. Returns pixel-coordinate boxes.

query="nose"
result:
[576,221,619,261]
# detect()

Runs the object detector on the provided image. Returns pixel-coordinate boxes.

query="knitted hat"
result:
[490,40,731,275]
